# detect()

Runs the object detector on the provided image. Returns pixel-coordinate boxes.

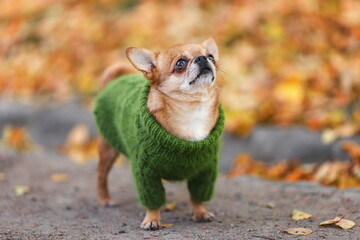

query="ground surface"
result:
[1,150,360,240]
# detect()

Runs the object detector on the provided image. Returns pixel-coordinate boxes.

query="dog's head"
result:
[126,38,219,95]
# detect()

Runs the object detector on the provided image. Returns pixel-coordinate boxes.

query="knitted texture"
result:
[94,74,225,209]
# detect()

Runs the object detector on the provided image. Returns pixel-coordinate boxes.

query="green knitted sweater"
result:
[93,74,224,209]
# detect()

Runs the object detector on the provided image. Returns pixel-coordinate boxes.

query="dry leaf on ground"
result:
[161,223,174,229]
[321,129,338,144]
[50,173,69,183]
[265,202,276,209]
[228,151,360,189]
[292,209,312,220]
[67,124,89,146]
[1,126,35,152]
[14,185,30,196]
[320,216,356,229]
[114,155,126,166]
[62,124,98,164]
[0,173,5,181]
[284,227,313,235]
[336,219,356,229]
[342,141,360,165]
[320,217,343,225]
[165,201,176,211]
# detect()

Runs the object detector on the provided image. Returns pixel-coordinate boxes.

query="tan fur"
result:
[97,38,221,230]
[97,137,118,207]
[140,209,161,230]
[143,43,220,141]
[147,87,220,141]
[190,197,215,222]
[99,63,133,90]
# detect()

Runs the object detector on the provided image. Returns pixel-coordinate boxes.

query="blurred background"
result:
[1,0,360,188]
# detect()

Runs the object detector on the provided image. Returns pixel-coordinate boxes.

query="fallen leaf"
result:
[14,185,30,196]
[273,75,304,106]
[321,129,338,144]
[352,165,360,180]
[342,141,360,165]
[314,162,344,185]
[66,124,89,146]
[0,173,5,181]
[267,161,289,179]
[292,209,312,220]
[50,173,69,183]
[165,201,176,211]
[284,227,313,235]
[336,124,359,138]
[1,126,35,152]
[320,216,356,229]
[161,223,174,229]
[265,202,276,209]
[228,153,360,189]
[62,124,98,164]
[336,219,356,229]
[114,155,126,166]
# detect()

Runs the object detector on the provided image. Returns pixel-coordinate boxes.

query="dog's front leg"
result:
[187,167,217,222]
[190,197,215,222]
[133,170,165,230]
[141,208,161,230]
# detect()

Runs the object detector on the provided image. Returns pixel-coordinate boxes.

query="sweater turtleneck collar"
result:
[137,81,225,153]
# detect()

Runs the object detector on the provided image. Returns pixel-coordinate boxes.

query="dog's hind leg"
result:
[97,136,119,207]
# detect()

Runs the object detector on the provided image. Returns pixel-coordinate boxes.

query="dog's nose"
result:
[194,56,207,63]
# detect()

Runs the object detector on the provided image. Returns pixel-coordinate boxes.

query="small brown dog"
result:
[96,38,222,230]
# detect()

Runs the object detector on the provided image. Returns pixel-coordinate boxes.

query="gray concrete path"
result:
[1,150,359,240]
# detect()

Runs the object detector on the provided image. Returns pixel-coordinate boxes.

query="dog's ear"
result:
[126,47,157,74]
[202,37,219,62]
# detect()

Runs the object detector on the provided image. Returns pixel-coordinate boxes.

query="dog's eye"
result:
[208,54,215,64]
[175,58,188,70]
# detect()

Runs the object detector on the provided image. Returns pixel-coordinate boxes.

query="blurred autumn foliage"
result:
[228,141,360,189]
[1,0,360,135]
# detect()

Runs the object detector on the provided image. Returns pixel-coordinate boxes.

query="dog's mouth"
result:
[189,68,214,85]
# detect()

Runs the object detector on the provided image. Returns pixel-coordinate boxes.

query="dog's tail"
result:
[99,63,133,90]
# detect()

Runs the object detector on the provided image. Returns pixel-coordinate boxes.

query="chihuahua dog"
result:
[95,37,223,230]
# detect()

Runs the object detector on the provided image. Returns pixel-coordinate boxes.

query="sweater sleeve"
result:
[187,160,218,202]
[132,162,166,210]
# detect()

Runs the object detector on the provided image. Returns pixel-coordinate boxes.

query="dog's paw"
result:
[98,198,117,207]
[141,220,161,230]
[192,211,215,222]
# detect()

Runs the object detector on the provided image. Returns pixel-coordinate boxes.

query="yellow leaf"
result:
[321,129,338,144]
[66,124,89,146]
[14,185,30,196]
[320,217,356,229]
[0,173,5,181]
[274,75,304,106]
[352,166,360,180]
[284,227,313,235]
[165,201,176,211]
[320,216,342,225]
[114,155,126,166]
[161,223,174,229]
[50,173,69,183]
[265,202,276,209]
[336,219,356,229]
[292,209,312,220]
[63,124,98,164]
